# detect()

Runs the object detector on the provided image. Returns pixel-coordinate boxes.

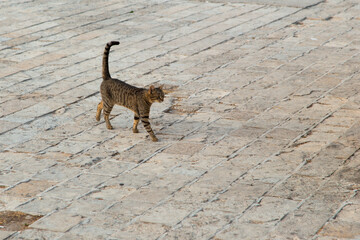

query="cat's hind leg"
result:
[96,101,103,121]
[103,101,114,130]
[133,114,140,133]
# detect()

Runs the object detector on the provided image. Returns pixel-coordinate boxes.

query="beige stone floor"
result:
[0,0,360,239]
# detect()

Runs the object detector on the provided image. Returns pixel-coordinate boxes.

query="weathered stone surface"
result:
[30,211,84,232]
[15,197,70,215]
[216,222,275,240]
[230,0,324,8]
[139,202,190,226]
[0,0,360,238]
[240,197,300,223]
[4,180,57,199]
[317,220,360,239]
[7,229,62,240]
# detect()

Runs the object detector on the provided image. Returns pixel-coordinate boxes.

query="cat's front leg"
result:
[150,135,158,142]
[104,115,113,130]
[140,115,158,142]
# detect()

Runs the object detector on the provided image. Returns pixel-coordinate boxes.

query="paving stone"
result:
[139,202,191,226]
[243,155,300,184]
[0,231,14,240]
[46,139,97,155]
[115,221,170,240]
[317,220,360,239]
[241,196,299,223]
[166,209,235,239]
[30,211,85,232]
[11,158,56,177]
[62,173,112,189]
[327,154,360,189]
[57,232,105,240]
[68,219,118,240]
[7,229,63,240]
[112,141,168,163]
[43,185,91,201]
[89,185,136,202]
[200,136,248,157]
[152,172,198,192]
[124,186,173,204]
[10,138,61,153]
[265,127,302,141]
[4,180,57,199]
[298,139,359,178]
[299,180,352,213]
[267,174,323,200]
[335,204,360,223]
[32,163,82,182]
[266,209,334,240]
[15,196,70,216]
[0,171,33,188]
[88,159,136,176]
[183,154,226,170]
[163,142,205,156]
[216,221,275,240]
[207,180,274,213]
[106,200,154,218]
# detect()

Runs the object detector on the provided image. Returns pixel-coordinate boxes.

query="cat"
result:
[96,41,164,142]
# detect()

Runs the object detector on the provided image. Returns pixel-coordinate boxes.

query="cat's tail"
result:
[102,41,120,80]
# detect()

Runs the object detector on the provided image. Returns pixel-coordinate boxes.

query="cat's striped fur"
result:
[96,41,164,142]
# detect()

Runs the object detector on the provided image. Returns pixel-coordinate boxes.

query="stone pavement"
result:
[0,0,360,239]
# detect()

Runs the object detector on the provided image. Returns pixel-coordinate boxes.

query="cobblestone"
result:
[1,0,360,239]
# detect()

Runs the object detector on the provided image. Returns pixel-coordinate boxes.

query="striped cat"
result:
[96,41,164,142]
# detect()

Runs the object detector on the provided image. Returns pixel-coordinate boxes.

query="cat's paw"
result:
[107,125,113,130]
[96,116,100,121]
[133,128,139,133]
[151,137,158,142]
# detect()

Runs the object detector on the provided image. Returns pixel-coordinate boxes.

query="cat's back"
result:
[100,78,144,105]
[101,78,140,92]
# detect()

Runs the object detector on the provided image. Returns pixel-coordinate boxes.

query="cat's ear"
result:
[149,85,155,93]
[159,85,163,90]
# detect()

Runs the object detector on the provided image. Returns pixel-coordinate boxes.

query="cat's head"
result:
[148,85,165,103]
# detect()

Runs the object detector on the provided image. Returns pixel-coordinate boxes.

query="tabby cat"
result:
[96,41,164,142]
